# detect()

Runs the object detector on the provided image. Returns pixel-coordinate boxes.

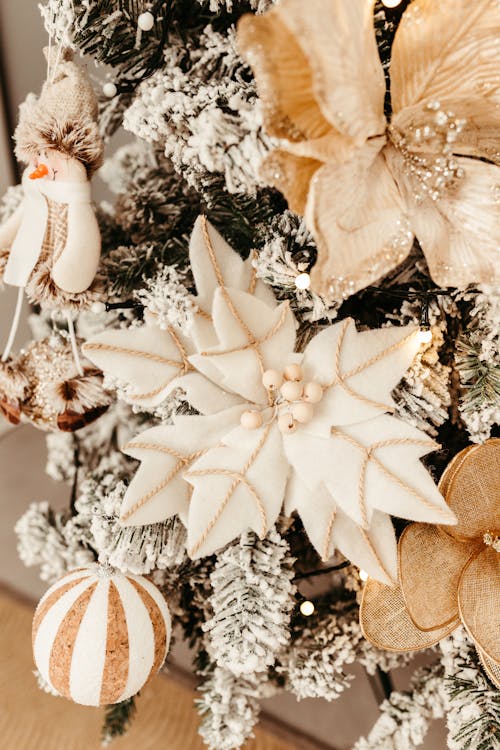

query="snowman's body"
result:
[0,163,100,300]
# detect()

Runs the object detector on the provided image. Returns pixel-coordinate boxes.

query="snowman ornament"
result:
[0,48,107,429]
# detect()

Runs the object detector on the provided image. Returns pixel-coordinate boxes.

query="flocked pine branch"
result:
[101,697,137,747]
[197,664,271,750]
[203,528,296,676]
[353,662,447,750]
[455,287,500,443]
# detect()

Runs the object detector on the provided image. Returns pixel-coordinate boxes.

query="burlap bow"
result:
[360,439,500,687]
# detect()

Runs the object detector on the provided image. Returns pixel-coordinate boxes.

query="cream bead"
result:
[291,401,314,423]
[303,381,323,404]
[262,369,283,390]
[278,413,297,434]
[240,410,263,430]
[280,380,303,402]
[284,363,303,381]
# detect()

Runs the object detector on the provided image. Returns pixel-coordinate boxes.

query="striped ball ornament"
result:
[32,564,171,706]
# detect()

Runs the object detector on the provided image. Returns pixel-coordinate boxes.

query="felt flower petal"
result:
[190,288,296,405]
[82,323,193,409]
[302,318,420,433]
[458,548,500,664]
[399,523,470,630]
[306,147,413,298]
[443,439,500,541]
[119,406,246,527]
[284,475,397,583]
[391,0,500,117]
[185,422,289,559]
[284,413,454,529]
[360,578,459,652]
[175,372,244,415]
[190,216,275,313]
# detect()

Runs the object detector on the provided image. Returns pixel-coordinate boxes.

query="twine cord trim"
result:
[200,217,288,407]
[186,420,274,556]
[83,326,192,401]
[326,319,418,414]
[322,507,337,562]
[330,427,445,526]
[120,444,207,522]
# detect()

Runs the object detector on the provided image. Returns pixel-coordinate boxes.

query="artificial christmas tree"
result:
[5,0,498,748]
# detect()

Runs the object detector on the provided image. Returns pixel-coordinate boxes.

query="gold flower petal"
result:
[390,0,500,115]
[360,578,459,652]
[458,547,500,664]
[238,8,332,142]
[276,0,386,142]
[307,147,412,298]
[399,524,471,631]
[442,440,500,541]
[261,151,322,216]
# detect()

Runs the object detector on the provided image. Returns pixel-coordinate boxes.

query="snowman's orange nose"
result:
[29,163,49,180]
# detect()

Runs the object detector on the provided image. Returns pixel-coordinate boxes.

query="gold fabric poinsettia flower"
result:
[238,0,500,299]
[360,439,500,687]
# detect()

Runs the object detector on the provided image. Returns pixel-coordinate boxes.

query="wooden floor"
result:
[0,587,296,750]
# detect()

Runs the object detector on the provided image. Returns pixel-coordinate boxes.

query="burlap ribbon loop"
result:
[360,439,500,687]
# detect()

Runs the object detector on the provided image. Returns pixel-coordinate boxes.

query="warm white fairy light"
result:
[359,569,369,582]
[382,0,403,8]
[295,272,311,291]
[417,328,433,344]
[300,600,315,616]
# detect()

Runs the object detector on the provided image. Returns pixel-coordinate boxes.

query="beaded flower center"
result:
[239,364,323,434]
[388,101,466,204]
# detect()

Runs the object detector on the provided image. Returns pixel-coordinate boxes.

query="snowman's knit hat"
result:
[14,48,104,177]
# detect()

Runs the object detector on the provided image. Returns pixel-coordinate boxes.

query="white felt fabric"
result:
[189,216,276,312]
[4,170,95,289]
[284,412,454,529]
[85,214,452,571]
[285,474,398,583]
[51,201,101,293]
[69,577,109,705]
[302,319,420,435]
[190,288,296,405]
[0,202,24,249]
[83,323,194,409]
[186,421,289,558]
[121,406,247,526]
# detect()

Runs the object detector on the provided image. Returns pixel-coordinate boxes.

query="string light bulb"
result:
[102,82,117,98]
[300,600,315,616]
[417,327,433,344]
[382,0,403,7]
[138,11,155,31]
[295,272,311,291]
[359,569,369,582]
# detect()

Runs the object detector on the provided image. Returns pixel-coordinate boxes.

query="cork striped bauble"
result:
[32,564,171,706]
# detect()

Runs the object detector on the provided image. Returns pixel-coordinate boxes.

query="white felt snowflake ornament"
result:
[84,216,455,583]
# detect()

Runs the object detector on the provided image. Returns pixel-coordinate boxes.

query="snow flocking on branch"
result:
[203,528,296,676]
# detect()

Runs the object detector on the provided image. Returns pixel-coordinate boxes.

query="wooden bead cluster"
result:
[239,363,323,433]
